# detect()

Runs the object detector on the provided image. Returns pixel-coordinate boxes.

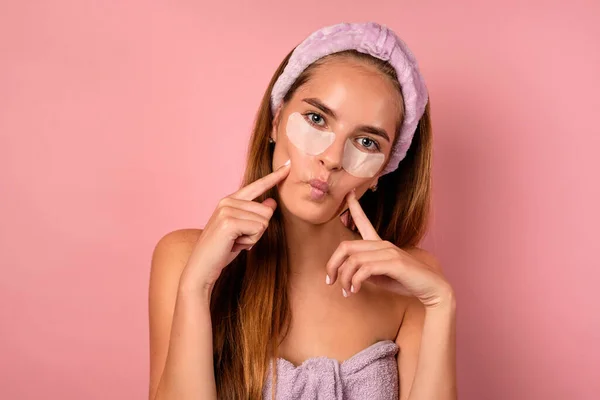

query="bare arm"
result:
[146,163,291,400]
[148,229,217,400]
[396,249,457,400]
[147,164,290,400]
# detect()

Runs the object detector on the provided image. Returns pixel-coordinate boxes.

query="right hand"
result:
[179,160,291,295]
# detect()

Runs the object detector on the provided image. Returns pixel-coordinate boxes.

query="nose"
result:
[317,137,345,171]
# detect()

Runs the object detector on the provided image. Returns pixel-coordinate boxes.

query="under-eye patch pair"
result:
[285,112,385,178]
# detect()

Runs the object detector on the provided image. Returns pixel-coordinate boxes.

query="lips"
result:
[308,179,329,193]
[308,179,329,201]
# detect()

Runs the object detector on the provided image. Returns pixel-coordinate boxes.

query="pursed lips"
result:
[308,179,330,193]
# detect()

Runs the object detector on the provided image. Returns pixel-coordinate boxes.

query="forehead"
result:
[290,57,402,136]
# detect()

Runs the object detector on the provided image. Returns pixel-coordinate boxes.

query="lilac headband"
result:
[270,22,429,175]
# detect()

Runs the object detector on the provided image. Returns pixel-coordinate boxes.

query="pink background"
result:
[1,1,598,399]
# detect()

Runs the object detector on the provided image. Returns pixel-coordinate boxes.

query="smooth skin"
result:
[149,58,457,400]
[328,189,457,399]
[149,162,291,400]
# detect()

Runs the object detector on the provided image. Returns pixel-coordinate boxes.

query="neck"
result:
[281,210,359,278]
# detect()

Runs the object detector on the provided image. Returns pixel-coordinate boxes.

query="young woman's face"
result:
[271,57,402,225]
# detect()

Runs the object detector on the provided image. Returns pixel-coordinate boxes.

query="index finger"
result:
[232,159,291,201]
[347,189,381,240]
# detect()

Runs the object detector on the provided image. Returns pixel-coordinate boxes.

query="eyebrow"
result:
[302,97,391,142]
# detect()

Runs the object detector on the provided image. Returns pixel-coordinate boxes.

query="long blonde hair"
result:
[209,48,433,399]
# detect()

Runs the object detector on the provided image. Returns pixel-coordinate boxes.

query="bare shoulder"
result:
[148,228,202,399]
[149,228,203,297]
[393,247,448,398]
[149,227,203,305]
[404,246,443,274]
[152,228,202,264]
[388,246,443,327]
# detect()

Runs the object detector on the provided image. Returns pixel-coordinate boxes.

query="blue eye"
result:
[356,137,381,152]
[305,112,326,127]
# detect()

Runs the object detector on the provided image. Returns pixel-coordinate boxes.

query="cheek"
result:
[336,176,371,196]
[274,135,313,170]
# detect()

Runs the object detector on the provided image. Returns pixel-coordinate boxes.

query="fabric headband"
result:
[270,22,429,175]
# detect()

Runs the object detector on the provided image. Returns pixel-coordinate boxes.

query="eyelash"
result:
[303,111,381,152]
[304,111,327,128]
[356,137,381,152]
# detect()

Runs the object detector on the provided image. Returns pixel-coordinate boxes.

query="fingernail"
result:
[342,288,348,297]
[325,275,331,285]
[284,159,291,166]
[350,284,355,293]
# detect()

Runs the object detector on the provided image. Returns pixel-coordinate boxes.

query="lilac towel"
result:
[262,340,399,399]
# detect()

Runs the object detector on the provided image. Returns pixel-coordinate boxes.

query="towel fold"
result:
[262,340,399,400]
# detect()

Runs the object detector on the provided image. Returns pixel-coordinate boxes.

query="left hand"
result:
[325,189,454,309]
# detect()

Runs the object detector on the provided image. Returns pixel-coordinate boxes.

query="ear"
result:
[369,177,380,191]
[271,105,282,142]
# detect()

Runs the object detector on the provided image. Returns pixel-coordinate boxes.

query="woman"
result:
[148,22,457,400]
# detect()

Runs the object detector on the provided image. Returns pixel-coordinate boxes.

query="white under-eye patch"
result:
[286,112,335,155]
[341,139,385,178]
[285,112,386,178]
